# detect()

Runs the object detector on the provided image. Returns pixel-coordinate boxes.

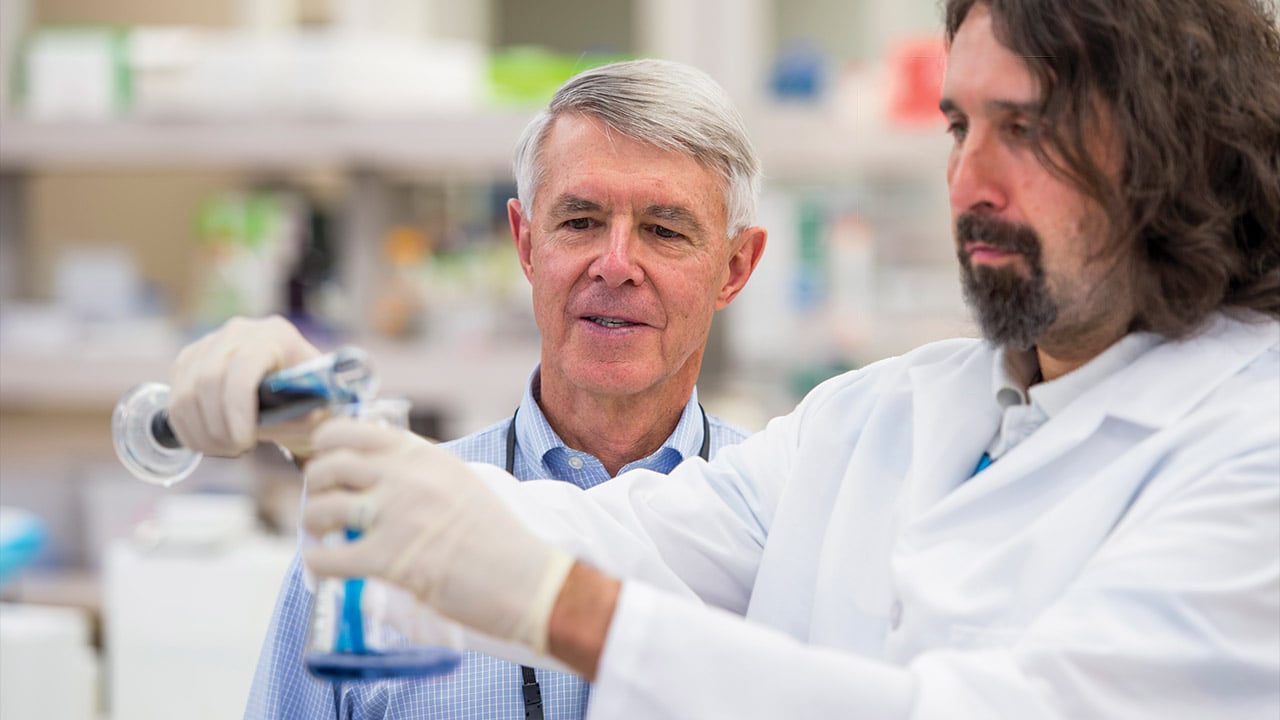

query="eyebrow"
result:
[641,204,706,236]
[548,195,604,217]
[939,98,1040,116]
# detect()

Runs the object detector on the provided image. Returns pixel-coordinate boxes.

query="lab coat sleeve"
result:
[590,580,917,718]
[471,405,801,614]
[586,440,1280,720]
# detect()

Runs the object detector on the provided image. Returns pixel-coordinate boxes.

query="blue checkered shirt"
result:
[244,369,747,719]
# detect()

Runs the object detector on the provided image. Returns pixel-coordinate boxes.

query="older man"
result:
[162,59,766,719]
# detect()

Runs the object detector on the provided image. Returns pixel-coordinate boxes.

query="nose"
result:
[588,224,645,287]
[947,129,1007,216]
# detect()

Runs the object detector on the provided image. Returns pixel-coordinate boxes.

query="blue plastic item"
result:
[0,507,48,590]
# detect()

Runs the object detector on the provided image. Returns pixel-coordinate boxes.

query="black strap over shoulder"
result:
[696,403,710,461]
[509,408,543,719]
[506,408,519,474]
[521,664,544,720]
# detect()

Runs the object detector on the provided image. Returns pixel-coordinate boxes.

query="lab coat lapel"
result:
[903,344,1002,517]
[940,376,1112,513]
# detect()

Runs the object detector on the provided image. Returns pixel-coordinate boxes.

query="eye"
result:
[945,118,968,142]
[564,218,593,230]
[651,225,683,239]
[1004,117,1040,143]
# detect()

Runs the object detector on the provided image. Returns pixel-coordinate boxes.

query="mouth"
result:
[584,315,643,329]
[964,242,1021,264]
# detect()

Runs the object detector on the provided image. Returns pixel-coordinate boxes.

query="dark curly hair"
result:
[945,0,1280,338]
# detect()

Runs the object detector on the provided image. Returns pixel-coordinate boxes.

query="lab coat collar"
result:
[903,312,1278,517]
[986,312,1275,429]
[1103,312,1279,428]
[1028,331,1160,419]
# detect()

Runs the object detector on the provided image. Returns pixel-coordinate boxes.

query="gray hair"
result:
[512,58,762,237]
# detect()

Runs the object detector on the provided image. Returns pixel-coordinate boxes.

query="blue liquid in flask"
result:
[304,647,464,681]
[304,529,462,682]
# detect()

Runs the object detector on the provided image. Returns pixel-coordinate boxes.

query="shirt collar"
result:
[991,346,1040,408]
[651,384,706,464]
[515,365,707,471]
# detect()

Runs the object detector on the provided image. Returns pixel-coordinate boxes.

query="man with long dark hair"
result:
[298,1,1277,717]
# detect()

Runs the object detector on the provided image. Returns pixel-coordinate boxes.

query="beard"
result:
[956,212,1057,350]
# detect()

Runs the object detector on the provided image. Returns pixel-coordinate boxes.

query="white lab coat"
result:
[475,313,1279,719]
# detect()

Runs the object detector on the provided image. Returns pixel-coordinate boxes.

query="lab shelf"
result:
[0,112,535,176]
[0,109,949,178]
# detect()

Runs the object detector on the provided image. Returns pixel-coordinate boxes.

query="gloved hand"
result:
[167,315,323,459]
[301,417,576,655]
[371,581,468,649]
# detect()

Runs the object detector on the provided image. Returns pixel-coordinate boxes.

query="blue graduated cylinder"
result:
[304,528,463,681]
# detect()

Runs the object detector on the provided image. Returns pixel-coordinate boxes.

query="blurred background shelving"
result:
[0,0,972,431]
[0,1,976,718]
[0,112,951,174]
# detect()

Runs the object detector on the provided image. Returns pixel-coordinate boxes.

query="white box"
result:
[0,602,100,720]
[103,522,295,720]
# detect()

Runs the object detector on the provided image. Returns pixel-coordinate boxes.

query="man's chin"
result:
[962,275,1056,349]
[969,306,1055,350]
[570,363,662,397]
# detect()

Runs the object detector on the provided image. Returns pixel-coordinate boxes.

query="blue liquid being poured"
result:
[258,347,376,426]
[304,646,463,681]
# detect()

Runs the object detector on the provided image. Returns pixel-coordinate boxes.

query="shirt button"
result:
[889,600,903,630]
[568,456,584,470]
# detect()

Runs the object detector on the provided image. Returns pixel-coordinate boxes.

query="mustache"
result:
[570,287,656,325]
[956,213,1042,257]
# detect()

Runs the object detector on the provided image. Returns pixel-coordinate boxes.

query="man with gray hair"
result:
[163,58,767,719]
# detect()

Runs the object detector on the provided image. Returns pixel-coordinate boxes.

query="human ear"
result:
[715,226,767,310]
[508,199,535,281]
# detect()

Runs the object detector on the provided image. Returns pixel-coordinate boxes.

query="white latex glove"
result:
[376,581,577,675]
[372,581,467,649]
[167,315,323,458]
[301,417,575,655]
